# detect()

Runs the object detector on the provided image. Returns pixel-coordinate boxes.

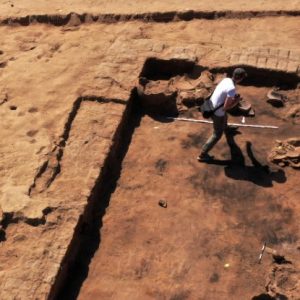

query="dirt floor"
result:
[0,1,300,300]
[57,79,300,300]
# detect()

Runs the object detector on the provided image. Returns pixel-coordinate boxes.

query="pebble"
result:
[158,199,167,208]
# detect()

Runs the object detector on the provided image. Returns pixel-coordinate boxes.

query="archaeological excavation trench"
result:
[45,59,300,300]
[1,3,300,298]
[2,10,300,27]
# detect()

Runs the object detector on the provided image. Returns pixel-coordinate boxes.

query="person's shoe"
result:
[197,153,214,162]
[226,126,240,133]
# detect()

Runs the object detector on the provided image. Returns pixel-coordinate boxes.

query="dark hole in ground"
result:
[252,293,288,300]
[140,58,299,89]
[0,229,6,242]
[140,57,204,80]
[9,105,17,110]
[1,212,15,229]
[24,217,46,227]
[211,65,300,89]
[138,58,299,119]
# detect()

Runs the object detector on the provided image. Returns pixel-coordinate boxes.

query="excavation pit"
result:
[51,65,300,300]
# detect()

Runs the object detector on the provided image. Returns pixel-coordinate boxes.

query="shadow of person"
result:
[205,126,243,166]
[223,134,286,187]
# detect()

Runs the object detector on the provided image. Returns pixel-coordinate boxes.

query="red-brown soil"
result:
[67,81,300,300]
[0,1,300,299]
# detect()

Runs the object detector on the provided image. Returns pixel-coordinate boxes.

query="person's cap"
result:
[233,68,247,79]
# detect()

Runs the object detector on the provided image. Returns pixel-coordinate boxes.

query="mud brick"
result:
[238,54,248,64]
[195,47,208,58]
[183,45,198,57]
[230,53,240,64]
[108,39,127,52]
[152,43,165,53]
[247,55,257,65]
[277,60,288,71]
[287,61,299,73]
[131,39,153,51]
[170,47,197,61]
[231,51,241,56]
[185,44,198,51]
[278,49,290,59]
[240,47,249,54]
[165,46,186,56]
[245,47,256,54]
[257,56,267,68]
[248,47,260,55]
[259,48,269,56]
[289,50,300,61]
[269,48,279,57]
[266,58,278,69]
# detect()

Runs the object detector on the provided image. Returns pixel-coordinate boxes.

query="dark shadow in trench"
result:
[50,90,143,300]
[206,129,286,187]
[0,230,6,242]
[252,293,288,300]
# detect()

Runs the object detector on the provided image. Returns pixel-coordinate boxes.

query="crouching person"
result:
[198,68,247,162]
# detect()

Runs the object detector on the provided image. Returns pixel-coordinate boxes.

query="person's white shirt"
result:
[210,78,236,117]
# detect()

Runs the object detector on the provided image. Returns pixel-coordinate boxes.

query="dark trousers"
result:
[202,114,228,154]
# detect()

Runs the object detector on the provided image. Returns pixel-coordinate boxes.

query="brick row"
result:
[229,47,300,74]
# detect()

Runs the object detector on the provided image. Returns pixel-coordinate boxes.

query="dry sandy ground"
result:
[0,1,300,299]
[1,0,300,17]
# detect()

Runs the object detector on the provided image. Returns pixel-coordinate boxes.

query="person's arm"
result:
[224,93,241,111]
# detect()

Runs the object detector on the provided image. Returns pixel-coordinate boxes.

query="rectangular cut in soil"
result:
[77,86,300,299]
